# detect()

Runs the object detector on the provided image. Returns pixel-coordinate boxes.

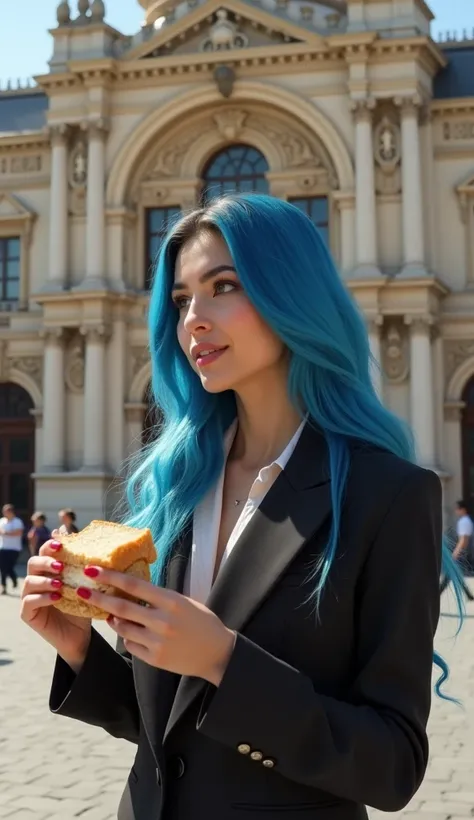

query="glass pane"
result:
[308,198,329,224]
[6,259,19,280]
[148,209,165,233]
[9,473,29,510]
[203,145,269,199]
[7,238,20,259]
[9,438,30,463]
[6,278,19,300]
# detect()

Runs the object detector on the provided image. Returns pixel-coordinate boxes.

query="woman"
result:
[21,195,463,820]
[58,508,79,535]
[27,511,51,557]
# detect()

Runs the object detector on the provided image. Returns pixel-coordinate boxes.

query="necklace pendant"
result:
[234,499,241,506]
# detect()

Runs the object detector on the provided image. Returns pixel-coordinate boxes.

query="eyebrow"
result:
[172,264,237,292]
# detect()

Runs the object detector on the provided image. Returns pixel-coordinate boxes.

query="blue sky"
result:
[0,0,472,84]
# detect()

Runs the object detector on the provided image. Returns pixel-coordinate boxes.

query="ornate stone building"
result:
[1,0,474,527]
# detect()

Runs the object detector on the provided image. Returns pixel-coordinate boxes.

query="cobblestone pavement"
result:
[0,576,473,820]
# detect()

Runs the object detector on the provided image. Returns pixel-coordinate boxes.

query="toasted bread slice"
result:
[54,520,156,571]
[51,520,156,620]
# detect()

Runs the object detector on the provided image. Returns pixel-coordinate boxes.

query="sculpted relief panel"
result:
[137,104,337,191]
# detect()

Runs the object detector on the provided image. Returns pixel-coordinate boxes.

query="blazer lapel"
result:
[133,524,192,762]
[164,422,332,742]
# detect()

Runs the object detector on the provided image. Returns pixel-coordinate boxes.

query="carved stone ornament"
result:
[7,356,43,391]
[147,109,331,181]
[200,10,248,52]
[64,337,85,394]
[69,139,88,188]
[381,322,409,383]
[374,117,400,167]
[444,340,474,385]
[374,116,401,196]
[148,131,205,178]
[213,109,247,141]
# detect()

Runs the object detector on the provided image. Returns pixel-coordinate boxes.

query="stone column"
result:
[41,328,66,471]
[396,96,425,275]
[47,125,69,290]
[84,120,108,287]
[367,316,383,398]
[81,325,110,471]
[351,99,378,277]
[407,316,436,466]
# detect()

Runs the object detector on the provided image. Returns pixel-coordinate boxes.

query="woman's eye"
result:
[214,281,236,296]
[173,296,191,310]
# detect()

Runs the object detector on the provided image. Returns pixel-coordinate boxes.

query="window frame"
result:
[144,205,182,290]
[201,144,270,203]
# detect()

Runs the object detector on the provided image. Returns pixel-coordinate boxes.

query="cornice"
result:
[430,98,474,116]
[0,132,49,152]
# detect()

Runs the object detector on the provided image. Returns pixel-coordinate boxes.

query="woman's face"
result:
[173,231,285,395]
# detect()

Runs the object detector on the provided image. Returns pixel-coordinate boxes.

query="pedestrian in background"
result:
[440,500,474,601]
[58,509,79,536]
[0,503,24,595]
[28,512,51,557]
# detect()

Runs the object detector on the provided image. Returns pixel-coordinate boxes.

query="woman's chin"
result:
[199,373,234,394]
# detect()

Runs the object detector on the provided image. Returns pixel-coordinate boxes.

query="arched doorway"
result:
[201,144,269,203]
[461,376,474,511]
[0,383,35,529]
[142,384,163,446]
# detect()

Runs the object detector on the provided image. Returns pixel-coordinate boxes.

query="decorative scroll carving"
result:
[444,339,474,385]
[200,10,248,52]
[374,115,401,196]
[0,155,43,175]
[65,336,85,393]
[213,109,248,141]
[381,321,409,383]
[7,356,43,391]
[442,121,474,141]
[145,107,335,183]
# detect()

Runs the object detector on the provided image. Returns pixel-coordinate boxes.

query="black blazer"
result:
[49,424,442,820]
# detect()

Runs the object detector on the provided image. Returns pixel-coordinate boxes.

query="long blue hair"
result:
[126,193,464,700]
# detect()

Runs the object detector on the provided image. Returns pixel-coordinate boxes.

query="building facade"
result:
[1,0,474,528]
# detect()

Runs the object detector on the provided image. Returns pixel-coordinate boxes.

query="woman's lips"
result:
[195,347,228,367]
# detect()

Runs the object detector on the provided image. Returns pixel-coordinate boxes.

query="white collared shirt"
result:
[184,420,305,604]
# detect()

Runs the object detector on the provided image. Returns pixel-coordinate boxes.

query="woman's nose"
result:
[183,301,212,334]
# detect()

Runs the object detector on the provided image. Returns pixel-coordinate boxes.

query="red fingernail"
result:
[51,578,63,589]
[50,592,61,601]
[107,614,114,624]
[84,566,99,578]
[50,541,62,551]
[51,561,64,572]
[77,587,91,600]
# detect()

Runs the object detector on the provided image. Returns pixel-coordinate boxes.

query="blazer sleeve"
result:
[197,468,442,812]
[49,628,139,744]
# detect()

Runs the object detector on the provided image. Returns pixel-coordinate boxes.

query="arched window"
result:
[201,144,269,203]
[462,376,474,510]
[0,383,35,531]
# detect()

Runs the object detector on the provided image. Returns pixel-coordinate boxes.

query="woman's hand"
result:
[20,539,92,673]
[76,568,236,685]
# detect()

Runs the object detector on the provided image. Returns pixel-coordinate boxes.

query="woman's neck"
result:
[230,373,302,470]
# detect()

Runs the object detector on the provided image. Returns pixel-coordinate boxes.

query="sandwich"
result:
[51,520,157,619]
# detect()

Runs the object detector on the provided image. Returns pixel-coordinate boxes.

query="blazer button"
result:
[168,755,186,779]
[250,751,263,761]
[262,758,275,768]
[237,744,251,755]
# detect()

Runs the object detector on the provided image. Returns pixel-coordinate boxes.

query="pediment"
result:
[123,0,326,61]
[0,192,36,222]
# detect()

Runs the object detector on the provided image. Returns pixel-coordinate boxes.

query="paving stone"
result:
[1,577,473,819]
